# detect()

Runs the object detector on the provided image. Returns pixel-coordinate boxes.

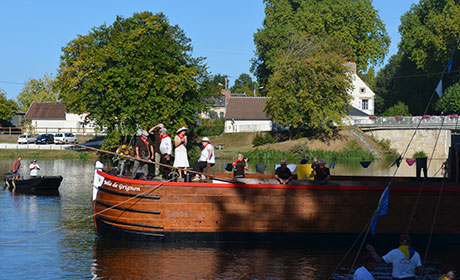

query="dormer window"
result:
[360,87,366,94]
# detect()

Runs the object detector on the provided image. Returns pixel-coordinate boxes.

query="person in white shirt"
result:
[366,233,422,280]
[159,128,172,179]
[192,137,215,181]
[353,255,377,280]
[29,159,40,177]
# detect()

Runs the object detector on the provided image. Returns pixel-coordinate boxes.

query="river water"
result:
[0,158,456,280]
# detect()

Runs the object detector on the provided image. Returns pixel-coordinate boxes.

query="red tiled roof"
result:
[25,102,66,120]
[225,97,271,120]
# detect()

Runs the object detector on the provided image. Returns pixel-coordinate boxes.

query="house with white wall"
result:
[25,101,99,134]
[224,97,272,133]
[346,62,375,116]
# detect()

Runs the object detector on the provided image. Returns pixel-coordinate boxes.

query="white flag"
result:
[436,80,443,98]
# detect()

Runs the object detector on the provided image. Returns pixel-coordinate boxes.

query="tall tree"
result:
[230,73,255,94]
[435,82,460,114]
[17,73,59,111]
[199,74,228,97]
[264,35,352,136]
[0,90,18,122]
[56,12,208,148]
[252,0,389,87]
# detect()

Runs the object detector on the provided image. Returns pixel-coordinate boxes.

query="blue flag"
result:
[447,55,453,73]
[370,185,390,235]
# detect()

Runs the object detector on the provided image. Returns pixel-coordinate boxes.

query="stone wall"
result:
[365,129,451,159]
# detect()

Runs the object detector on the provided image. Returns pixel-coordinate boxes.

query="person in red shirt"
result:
[10,156,22,179]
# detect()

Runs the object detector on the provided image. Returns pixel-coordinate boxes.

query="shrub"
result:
[252,133,275,147]
[196,119,224,136]
[413,151,427,158]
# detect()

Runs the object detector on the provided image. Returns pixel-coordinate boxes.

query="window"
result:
[360,87,366,94]
[362,99,369,110]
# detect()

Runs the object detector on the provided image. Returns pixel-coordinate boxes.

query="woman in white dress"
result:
[173,127,189,178]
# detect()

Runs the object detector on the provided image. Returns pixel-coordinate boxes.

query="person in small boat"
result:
[173,127,189,179]
[275,160,292,184]
[148,123,164,177]
[233,153,248,178]
[29,159,40,177]
[366,233,422,280]
[131,130,154,179]
[159,128,172,180]
[10,156,22,179]
[353,255,377,280]
[439,265,456,280]
[313,159,330,184]
[192,137,215,181]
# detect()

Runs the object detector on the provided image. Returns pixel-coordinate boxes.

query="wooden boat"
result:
[3,173,63,194]
[92,164,460,243]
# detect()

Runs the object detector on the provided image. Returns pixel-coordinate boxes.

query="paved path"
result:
[0,143,74,150]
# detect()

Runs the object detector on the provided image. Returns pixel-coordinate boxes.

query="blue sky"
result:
[1,0,416,100]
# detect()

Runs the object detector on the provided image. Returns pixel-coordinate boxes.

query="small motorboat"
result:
[3,173,63,194]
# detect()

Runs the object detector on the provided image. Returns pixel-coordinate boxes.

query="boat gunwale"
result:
[97,170,460,193]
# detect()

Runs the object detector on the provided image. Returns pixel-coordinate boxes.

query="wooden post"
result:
[206,162,210,181]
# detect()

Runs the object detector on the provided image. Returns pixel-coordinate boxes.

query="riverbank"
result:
[0,149,99,161]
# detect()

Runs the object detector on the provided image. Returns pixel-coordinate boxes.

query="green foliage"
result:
[196,119,224,136]
[199,74,227,97]
[264,35,352,136]
[0,90,18,122]
[56,12,208,150]
[17,73,59,111]
[290,141,377,163]
[399,0,460,72]
[435,82,460,114]
[413,151,427,159]
[242,148,297,163]
[230,73,255,94]
[252,0,390,86]
[252,132,275,147]
[381,101,412,117]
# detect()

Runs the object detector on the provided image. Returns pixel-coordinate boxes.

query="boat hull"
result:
[3,174,62,194]
[93,171,460,242]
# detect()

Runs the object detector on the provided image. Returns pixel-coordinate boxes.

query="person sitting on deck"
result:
[366,233,422,280]
[131,130,154,179]
[10,156,22,179]
[439,265,456,280]
[353,255,377,280]
[275,160,292,184]
[233,153,248,178]
[29,159,40,177]
[192,137,215,181]
[313,159,330,184]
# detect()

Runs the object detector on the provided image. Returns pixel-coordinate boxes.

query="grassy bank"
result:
[0,149,99,161]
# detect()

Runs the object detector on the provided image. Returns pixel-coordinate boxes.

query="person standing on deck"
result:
[233,153,248,178]
[159,128,172,180]
[192,137,215,181]
[366,233,422,280]
[10,156,22,179]
[173,127,189,179]
[131,130,154,179]
[29,159,40,177]
[149,123,164,177]
[353,255,377,280]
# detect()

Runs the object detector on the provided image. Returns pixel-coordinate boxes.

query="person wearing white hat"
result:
[173,127,189,178]
[131,130,154,179]
[159,127,172,180]
[148,123,164,177]
[192,137,215,181]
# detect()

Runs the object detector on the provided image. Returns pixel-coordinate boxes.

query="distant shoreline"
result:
[0,149,99,161]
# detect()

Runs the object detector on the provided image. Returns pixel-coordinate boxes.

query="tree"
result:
[264,35,352,136]
[230,73,255,95]
[0,90,18,122]
[199,74,227,97]
[17,73,59,111]
[56,12,208,148]
[381,101,411,117]
[435,82,460,114]
[252,0,389,87]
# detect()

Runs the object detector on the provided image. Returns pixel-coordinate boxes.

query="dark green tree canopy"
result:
[252,0,389,86]
[435,82,460,114]
[230,73,255,94]
[0,90,18,122]
[18,73,59,111]
[57,12,208,148]
[264,35,352,135]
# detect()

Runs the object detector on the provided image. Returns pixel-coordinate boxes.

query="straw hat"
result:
[201,137,210,142]
[176,127,188,134]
